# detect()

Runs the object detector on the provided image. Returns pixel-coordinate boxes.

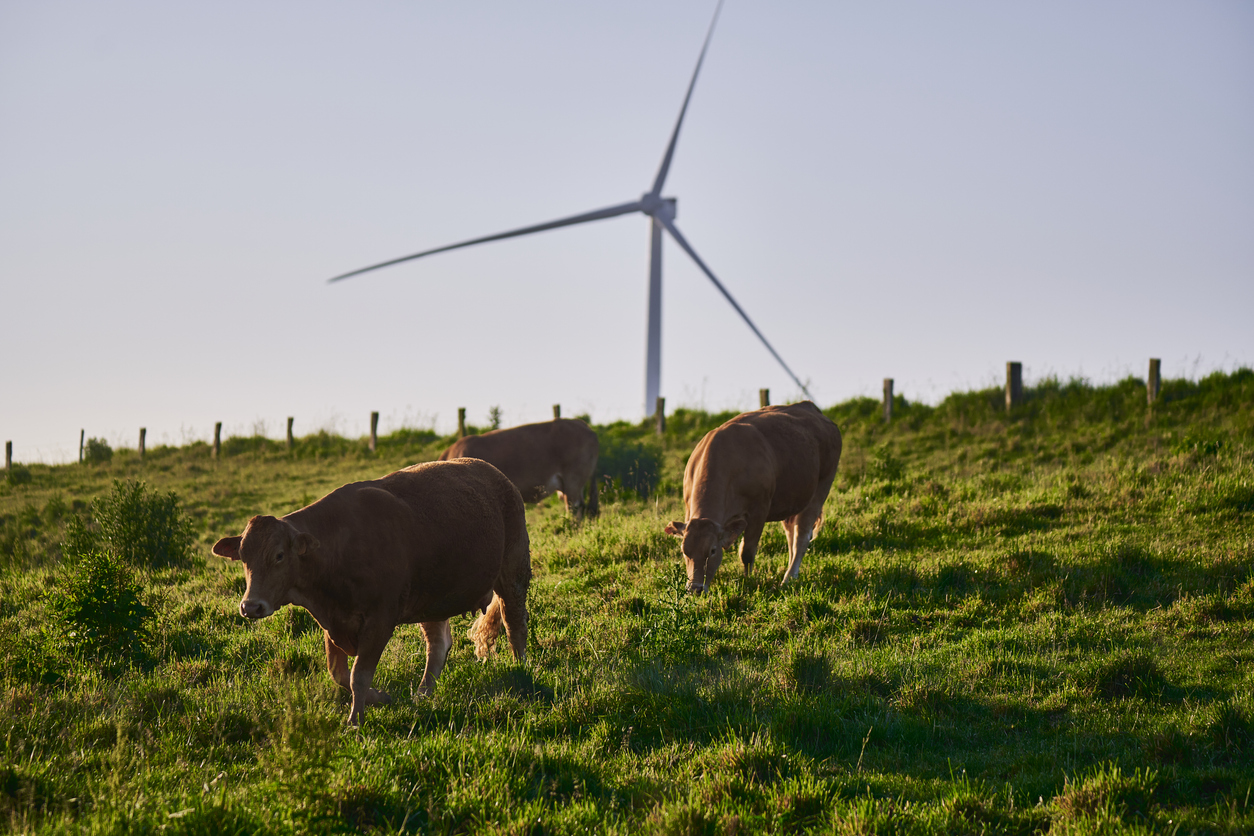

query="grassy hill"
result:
[1,369,1251,834]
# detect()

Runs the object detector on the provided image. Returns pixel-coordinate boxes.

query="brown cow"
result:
[211,458,531,725]
[665,401,842,593]
[438,417,599,519]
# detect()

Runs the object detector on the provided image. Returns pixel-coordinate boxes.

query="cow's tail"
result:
[584,471,599,519]
[469,593,505,659]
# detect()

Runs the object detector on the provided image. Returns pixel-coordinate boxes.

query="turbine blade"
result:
[649,0,724,197]
[328,199,645,283]
[659,217,815,401]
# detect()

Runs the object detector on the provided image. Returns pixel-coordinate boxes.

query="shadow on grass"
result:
[812,501,1064,557]
[805,537,1247,617]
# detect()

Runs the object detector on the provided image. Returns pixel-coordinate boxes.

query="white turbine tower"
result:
[329,1,813,416]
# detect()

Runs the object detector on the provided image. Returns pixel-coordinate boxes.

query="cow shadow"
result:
[439,661,555,708]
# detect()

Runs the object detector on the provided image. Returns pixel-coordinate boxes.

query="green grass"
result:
[1,369,1252,834]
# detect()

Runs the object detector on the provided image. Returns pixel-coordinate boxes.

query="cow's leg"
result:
[584,471,599,519]
[347,621,396,725]
[418,619,453,696]
[498,590,528,662]
[555,473,585,520]
[783,518,815,582]
[497,539,531,662]
[738,516,767,575]
[325,631,351,692]
[783,482,835,582]
[558,490,581,519]
[782,517,798,560]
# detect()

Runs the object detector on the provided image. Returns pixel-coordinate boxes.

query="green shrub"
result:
[47,549,152,663]
[5,464,31,486]
[597,431,662,499]
[90,479,196,568]
[83,437,112,464]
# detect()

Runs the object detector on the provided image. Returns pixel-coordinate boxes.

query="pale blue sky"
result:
[2,1,1251,462]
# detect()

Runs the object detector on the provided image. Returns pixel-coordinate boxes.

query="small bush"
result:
[47,549,152,663]
[641,565,703,658]
[90,479,196,568]
[597,432,662,499]
[5,464,31,486]
[83,437,113,464]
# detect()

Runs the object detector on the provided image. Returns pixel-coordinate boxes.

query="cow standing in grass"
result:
[212,458,531,725]
[665,402,842,593]
[438,417,599,519]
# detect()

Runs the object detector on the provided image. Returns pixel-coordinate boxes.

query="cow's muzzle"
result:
[686,583,705,596]
[240,599,273,619]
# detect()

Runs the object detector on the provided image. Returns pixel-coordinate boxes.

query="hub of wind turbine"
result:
[640,194,675,221]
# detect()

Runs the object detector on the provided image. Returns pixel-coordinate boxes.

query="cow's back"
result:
[287,458,527,623]
[693,402,841,522]
[438,419,597,502]
[737,403,841,477]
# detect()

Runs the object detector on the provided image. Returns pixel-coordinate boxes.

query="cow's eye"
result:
[275,551,284,562]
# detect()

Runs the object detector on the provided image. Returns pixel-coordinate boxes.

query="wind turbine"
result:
[329,1,813,415]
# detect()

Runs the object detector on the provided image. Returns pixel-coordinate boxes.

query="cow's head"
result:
[664,515,746,594]
[212,516,319,620]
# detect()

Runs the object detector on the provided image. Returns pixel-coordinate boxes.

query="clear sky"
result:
[2,1,1251,463]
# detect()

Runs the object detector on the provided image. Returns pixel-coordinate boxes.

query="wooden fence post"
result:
[213,422,222,459]
[457,408,466,438]
[883,378,894,423]
[656,397,666,436]
[1147,358,1161,406]
[1006,362,1023,411]
[553,404,561,420]
[370,411,379,452]
[759,389,770,408]
[139,428,146,460]
[286,417,294,450]
[4,441,10,472]
[79,430,85,464]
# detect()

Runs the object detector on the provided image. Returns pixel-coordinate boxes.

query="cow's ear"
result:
[664,521,686,538]
[720,515,748,549]
[295,532,320,556]
[212,536,242,561]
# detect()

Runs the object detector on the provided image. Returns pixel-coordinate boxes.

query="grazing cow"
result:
[438,417,599,519]
[665,401,842,593]
[211,458,531,725]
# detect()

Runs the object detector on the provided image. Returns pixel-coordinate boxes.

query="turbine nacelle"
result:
[640,194,677,222]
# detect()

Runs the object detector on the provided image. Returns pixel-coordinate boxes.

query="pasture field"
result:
[1,371,1252,834]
